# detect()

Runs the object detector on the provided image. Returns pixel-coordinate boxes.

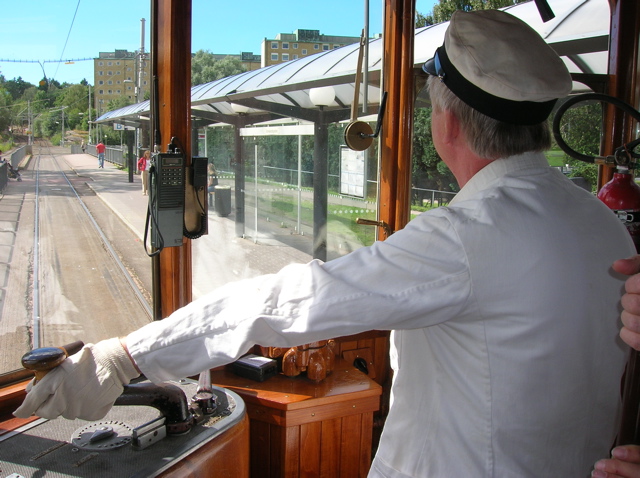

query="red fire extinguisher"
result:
[598,165,640,251]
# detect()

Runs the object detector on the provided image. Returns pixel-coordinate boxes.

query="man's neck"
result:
[446,150,494,189]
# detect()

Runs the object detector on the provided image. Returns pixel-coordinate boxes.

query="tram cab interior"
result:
[1,0,640,476]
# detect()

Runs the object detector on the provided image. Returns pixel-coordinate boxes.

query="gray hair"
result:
[427,76,551,159]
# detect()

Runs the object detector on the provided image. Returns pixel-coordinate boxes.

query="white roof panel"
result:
[98,0,610,126]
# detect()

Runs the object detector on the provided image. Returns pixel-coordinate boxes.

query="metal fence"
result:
[0,144,30,194]
[0,163,7,192]
[412,187,456,207]
[259,164,457,207]
[70,143,126,167]
[6,145,31,169]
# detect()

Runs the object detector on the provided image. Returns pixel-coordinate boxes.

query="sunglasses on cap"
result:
[422,48,445,80]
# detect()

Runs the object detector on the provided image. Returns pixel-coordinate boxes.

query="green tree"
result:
[105,95,132,112]
[56,84,90,130]
[553,100,601,189]
[191,50,246,86]
[0,87,11,133]
[98,96,133,145]
[426,0,527,24]
[1,77,34,101]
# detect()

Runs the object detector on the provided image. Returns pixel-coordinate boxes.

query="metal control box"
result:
[151,153,185,248]
[0,380,246,477]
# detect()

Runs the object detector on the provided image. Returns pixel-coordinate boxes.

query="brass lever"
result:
[356,218,393,238]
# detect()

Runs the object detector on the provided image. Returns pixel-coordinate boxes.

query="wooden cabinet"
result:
[211,360,382,478]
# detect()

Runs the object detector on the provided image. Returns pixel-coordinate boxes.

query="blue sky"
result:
[0,0,439,86]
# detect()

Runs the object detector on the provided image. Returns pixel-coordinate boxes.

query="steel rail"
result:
[32,144,152,349]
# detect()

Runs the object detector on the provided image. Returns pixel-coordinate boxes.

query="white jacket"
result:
[128,152,632,477]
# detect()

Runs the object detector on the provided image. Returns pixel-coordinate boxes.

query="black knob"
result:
[21,341,84,382]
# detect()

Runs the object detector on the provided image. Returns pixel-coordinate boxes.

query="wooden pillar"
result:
[379,0,416,237]
[599,0,640,188]
[152,0,192,318]
[601,0,640,446]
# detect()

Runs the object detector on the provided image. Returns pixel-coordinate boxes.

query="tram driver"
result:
[15,10,637,478]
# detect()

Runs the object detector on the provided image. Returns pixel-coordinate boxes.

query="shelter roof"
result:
[96,0,609,128]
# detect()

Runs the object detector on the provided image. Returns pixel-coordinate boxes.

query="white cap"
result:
[423,9,572,124]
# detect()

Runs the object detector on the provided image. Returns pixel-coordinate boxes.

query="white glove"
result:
[14,338,140,421]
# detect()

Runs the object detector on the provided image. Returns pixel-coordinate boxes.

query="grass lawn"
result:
[545,149,567,168]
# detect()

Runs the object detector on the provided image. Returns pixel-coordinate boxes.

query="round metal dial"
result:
[71,420,133,451]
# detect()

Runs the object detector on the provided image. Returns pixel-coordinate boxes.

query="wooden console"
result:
[211,359,382,478]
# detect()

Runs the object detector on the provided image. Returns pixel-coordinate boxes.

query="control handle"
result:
[21,341,85,383]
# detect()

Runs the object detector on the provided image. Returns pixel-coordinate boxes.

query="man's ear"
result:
[441,109,461,145]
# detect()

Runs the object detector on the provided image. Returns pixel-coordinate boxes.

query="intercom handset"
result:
[150,152,186,248]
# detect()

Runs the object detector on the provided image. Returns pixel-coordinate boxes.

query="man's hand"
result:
[14,338,140,421]
[593,445,640,478]
[613,255,640,351]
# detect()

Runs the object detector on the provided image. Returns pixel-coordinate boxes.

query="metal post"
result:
[363,0,369,115]
[313,109,328,261]
[234,125,245,238]
[137,18,146,158]
[128,135,134,183]
[88,85,92,143]
[297,134,302,235]
[254,144,258,243]
[28,101,32,145]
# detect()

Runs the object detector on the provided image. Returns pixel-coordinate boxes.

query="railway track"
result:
[32,142,152,349]
[0,142,152,376]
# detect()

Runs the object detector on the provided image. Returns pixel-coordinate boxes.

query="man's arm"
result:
[589,256,640,478]
[612,255,640,351]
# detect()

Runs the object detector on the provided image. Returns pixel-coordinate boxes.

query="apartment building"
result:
[261,29,361,67]
[93,50,150,114]
[238,52,261,71]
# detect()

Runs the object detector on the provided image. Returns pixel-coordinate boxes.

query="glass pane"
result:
[193,122,379,300]
[1,2,390,378]
[0,144,155,379]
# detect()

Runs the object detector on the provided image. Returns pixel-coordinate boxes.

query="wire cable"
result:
[52,0,82,81]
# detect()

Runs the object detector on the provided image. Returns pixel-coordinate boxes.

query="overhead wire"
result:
[51,0,83,81]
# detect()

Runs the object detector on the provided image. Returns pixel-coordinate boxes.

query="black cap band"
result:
[427,46,557,125]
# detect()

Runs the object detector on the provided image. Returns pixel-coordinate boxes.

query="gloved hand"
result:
[14,338,140,421]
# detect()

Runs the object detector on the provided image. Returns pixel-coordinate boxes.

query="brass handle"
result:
[356,218,393,238]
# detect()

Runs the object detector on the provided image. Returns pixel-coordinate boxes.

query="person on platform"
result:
[15,10,634,477]
[96,141,106,168]
[137,150,151,196]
